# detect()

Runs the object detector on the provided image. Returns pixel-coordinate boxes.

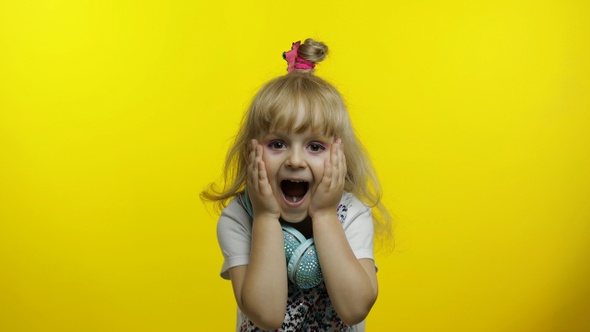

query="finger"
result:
[338,141,346,185]
[329,140,341,189]
[248,141,255,169]
[256,142,263,162]
[255,144,264,181]
[249,140,257,163]
[333,140,340,175]
[248,140,259,187]
[254,143,273,194]
[257,159,273,196]
[340,146,347,185]
[257,159,268,183]
[322,156,332,190]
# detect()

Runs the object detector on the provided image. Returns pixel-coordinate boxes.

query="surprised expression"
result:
[260,130,333,223]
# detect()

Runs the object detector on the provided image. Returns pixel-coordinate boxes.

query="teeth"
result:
[291,196,297,202]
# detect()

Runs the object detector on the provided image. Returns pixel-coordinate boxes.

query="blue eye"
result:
[308,142,326,152]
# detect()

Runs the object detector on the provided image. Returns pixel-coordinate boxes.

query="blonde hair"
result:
[201,39,392,249]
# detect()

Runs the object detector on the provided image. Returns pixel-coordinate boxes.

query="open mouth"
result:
[281,180,309,203]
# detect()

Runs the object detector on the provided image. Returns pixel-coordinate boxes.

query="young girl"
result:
[202,39,391,331]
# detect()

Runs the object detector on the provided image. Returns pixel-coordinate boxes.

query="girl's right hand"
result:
[247,139,281,221]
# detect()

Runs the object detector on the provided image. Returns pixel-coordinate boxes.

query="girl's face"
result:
[260,129,334,223]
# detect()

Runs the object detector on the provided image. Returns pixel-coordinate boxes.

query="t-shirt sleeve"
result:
[341,194,375,262]
[217,198,253,280]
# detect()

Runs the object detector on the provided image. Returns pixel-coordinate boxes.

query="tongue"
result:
[282,181,307,198]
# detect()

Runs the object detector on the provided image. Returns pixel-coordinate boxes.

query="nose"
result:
[285,148,305,168]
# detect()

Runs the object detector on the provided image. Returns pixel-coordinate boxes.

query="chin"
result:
[280,211,309,223]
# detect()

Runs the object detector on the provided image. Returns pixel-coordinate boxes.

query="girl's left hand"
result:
[308,139,346,219]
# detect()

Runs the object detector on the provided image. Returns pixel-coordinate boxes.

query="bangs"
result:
[268,93,341,135]
[248,74,347,138]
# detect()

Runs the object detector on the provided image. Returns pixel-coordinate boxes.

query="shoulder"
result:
[217,195,254,279]
[221,193,250,219]
[217,195,253,237]
[339,193,373,227]
[339,193,375,260]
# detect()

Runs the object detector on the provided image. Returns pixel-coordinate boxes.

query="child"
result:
[202,39,392,331]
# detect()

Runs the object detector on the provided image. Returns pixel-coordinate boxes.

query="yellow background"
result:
[1,0,589,331]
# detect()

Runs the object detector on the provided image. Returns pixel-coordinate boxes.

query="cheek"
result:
[261,154,280,178]
[310,159,327,179]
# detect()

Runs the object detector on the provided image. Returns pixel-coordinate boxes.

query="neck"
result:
[281,216,313,239]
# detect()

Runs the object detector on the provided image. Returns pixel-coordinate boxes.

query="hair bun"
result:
[298,39,329,64]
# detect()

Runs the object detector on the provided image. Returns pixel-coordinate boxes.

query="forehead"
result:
[266,100,336,136]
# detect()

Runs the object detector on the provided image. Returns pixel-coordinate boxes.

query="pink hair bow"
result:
[283,41,315,73]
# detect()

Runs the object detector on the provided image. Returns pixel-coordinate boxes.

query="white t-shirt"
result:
[217,192,375,331]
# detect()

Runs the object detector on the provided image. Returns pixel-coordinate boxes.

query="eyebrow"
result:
[264,132,332,141]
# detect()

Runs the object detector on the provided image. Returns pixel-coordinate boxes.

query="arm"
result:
[312,211,378,325]
[229,140,287,330]
[229,216,287,329]
[309,140,378,325]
